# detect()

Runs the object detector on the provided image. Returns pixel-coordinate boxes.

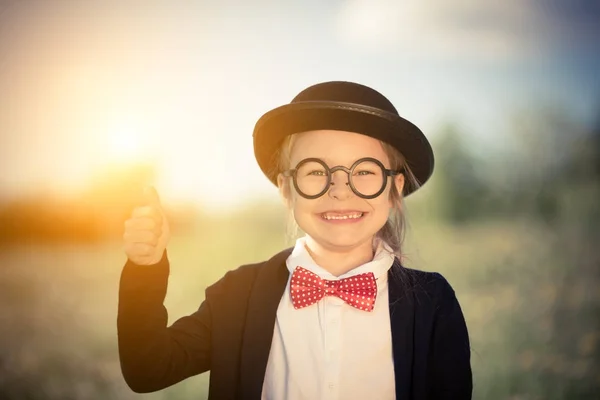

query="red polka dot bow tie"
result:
[290,266,377,312]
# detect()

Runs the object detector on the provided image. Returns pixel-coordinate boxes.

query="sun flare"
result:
[109,131,141,159]
[106,121,155,162]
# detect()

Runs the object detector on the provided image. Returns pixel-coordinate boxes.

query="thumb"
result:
[143,185,161,206]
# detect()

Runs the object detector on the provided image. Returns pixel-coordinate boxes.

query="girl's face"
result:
[278,130,404,252]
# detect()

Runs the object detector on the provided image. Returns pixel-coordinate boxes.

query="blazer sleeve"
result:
[429,274,473,399]
[117,251,214,393]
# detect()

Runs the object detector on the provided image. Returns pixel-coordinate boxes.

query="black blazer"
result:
[117,248,472,399]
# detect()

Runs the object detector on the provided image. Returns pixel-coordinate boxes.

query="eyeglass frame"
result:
[281,157,404,199]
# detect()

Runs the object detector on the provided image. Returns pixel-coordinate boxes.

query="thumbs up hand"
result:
[123,186,171,265]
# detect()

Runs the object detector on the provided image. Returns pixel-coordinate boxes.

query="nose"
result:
[328,170,351,199]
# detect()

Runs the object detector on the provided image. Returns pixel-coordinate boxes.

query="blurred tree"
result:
[0,162,199,244]
[430,122,489,224]
[504,105,600,398]
[428,105,600,227]
[503,104,596,223]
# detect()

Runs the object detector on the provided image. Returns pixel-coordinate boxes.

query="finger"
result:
[143,186,161,206]
[124,242,156,257]
[125,216,162,233]
[123,230,159,246]
[131,206,163,222]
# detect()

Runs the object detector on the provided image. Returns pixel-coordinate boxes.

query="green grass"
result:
[0,214,598,399]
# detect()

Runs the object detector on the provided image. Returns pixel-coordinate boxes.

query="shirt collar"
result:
[286,235,395,280]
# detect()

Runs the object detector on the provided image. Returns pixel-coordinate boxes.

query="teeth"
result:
[322,213,363,220]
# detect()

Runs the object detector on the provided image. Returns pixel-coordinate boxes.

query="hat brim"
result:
[253,101,434,196]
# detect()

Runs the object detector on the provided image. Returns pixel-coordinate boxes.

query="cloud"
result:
[333,0,599,61]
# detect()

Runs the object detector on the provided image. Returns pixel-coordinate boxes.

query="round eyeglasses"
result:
[282,157,403,199]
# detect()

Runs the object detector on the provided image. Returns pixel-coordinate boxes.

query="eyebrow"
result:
[298,157,381,164]
[292,157,390,168]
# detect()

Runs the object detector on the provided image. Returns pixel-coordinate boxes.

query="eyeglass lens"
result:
[295,159,385,197]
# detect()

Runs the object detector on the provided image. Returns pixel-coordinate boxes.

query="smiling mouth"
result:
[320,212,365,220]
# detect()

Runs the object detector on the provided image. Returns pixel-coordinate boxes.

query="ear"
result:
[389,173,405,207]
[277,173,292,208]
[395,173,405,195]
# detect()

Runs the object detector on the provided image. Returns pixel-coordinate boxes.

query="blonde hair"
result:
[271,132,422,259]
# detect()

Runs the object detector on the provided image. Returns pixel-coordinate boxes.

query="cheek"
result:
[365,197,395,226]
[366,194,393,213]
[284,183,300,209]
[291,199,316,233]
[295,196,318,211]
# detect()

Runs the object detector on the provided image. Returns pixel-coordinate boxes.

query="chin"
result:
[297,213,385,248]
[307,229,374,251]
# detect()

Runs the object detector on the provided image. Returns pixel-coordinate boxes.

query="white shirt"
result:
[261,236,397,400]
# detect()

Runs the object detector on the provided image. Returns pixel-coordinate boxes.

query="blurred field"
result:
[1,205,598,399]
[1,112,598,399]
[1,2,598,398]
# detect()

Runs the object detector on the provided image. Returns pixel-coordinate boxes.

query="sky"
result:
[1,0,599,210]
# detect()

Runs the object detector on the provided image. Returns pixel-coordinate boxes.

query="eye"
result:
[308,170,327,176]
[355,170,375,176]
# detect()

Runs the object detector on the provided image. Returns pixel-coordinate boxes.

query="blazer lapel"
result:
[239,248,292,400]
[388,258,415,400]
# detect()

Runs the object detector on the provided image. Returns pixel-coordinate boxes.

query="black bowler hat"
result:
[252,81,434,196]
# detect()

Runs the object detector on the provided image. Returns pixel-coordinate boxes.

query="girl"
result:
[118,81,472,399]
